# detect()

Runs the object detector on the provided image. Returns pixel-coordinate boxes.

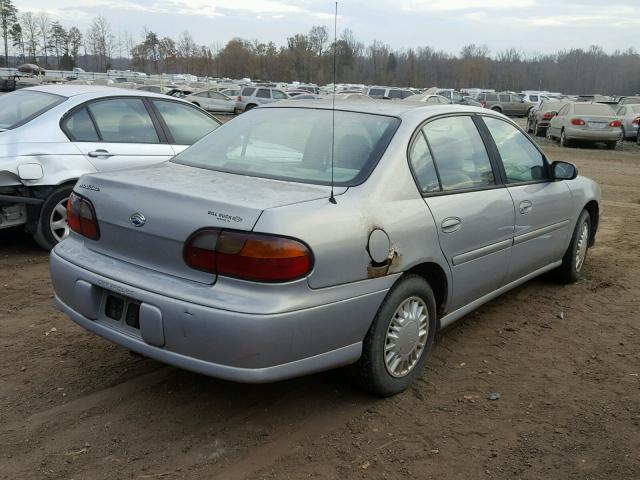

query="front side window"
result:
[408,132,440,193]
[388,90,403,99]
[196,91,210,98]
[88,98,159,143]
[256,89,271,99]
[423,116,495,191]
[172,108,400,187]
[210,92,228,100]
[483,117,545,183]
[530,95,539,102]
[153,100,220,145]
[0,90,65,130]
[241,87,256,96]
[64,107,99,141]
[272,90,288,100]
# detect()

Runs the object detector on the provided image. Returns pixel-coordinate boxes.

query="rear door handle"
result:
[441,217,462,233]
[519,200,533,214]
[88,149,114,158]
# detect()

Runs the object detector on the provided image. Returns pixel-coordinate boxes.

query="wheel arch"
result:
[402,262,449,318]
[583,200,599,246]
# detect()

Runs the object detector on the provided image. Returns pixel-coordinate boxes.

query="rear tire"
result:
[556,210,591,284]
[560,129,571,147]
[33,185,74,251]
[354,275,437,397]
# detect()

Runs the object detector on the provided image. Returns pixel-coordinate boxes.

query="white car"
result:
[0,85,221,249]
[183,89,236,114]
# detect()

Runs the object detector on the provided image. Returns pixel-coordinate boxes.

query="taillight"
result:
[570,118,586,126]
[481,101,486,107]
[632,117,640,126]
[609,120,622,127]
[184,229,313,282]
[236,96,241,101]
[543,112,555,119]
[67,192,100,240]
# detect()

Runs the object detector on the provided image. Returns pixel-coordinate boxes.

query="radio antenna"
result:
[329,1,338,205]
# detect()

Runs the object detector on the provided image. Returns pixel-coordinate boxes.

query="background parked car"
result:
[235,86,289,113]
[527,100,567,136]
[404,94,451,105]
[520,93,551,106]
[476,92,535,116]
[615,104,640,140]
[366,86,414,100]
[437,90,481,106]
[618,96,640,105]
[219,87,241,98]
[184,89,235,114]
[17,63,45,75]
[547,102,621,149]
[0,85,221,250]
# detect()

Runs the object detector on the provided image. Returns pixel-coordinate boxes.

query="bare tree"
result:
[36,11,50,66]
[20,11,39,63]
[86,15,114,71]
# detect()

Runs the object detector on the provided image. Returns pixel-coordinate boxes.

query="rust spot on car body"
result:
[367,247,399,278]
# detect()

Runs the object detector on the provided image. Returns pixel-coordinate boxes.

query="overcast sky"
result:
[16,0,640,55]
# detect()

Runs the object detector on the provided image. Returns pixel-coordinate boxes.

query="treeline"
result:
[1,0,639,95]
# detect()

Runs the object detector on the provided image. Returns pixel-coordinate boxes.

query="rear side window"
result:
[0,90,64,130]
[499,95,510,102]
[272,90,288,100]
[241,87,256,96]
[483,117,545,184]
[88,98,159,143]
[153,100,219,145]
[64,107,99,141]
[558,104,570,116]
[423,116,495,191]
[369,88,385,96]
[408,132,440,193]
[486,94,498,102]
[256,89,270,98]
[530,95,539,102]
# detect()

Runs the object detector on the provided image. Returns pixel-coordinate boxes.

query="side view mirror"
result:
[552,161,578,180]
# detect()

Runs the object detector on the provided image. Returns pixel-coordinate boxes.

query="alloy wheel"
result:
[49,197,70,243]
[575,221,589,272]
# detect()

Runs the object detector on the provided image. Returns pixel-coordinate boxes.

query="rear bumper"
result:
[50,246,391,383]
[565,127,620,141]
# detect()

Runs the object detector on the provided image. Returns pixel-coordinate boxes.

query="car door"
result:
[480,116,572,283]
[416,115,515,311]
[208,92,235,113]
[149,99,221,155]
[63,97,174,172]
[499,94,512,114]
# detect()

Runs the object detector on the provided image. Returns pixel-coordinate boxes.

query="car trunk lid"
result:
[77,162,338,284]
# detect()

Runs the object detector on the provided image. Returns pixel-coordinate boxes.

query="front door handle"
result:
[441,217,462,233]
[88,149,114,158]
[519,200,533,214]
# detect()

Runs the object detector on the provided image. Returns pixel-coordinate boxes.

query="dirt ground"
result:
[1,125,639,480]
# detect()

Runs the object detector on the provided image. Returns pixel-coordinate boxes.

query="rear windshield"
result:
[173,108,400,187]
[0,90,64,130]
[574,104,614,115]
[541,101,565,112]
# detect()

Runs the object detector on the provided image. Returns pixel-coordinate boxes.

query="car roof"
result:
[23,84,170,99]
[261,99,485,118]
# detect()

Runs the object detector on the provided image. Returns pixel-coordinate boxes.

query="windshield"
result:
[172,108,400,186]
[0,90,65,130]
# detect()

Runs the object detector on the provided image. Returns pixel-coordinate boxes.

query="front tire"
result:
[33,185,73,251]
[354,275,437,397]
[556,210,591,284]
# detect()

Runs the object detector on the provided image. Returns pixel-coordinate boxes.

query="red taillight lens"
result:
[543,112,555,119]
[609,120,622,127]
[480,101,486,107]
[67,192,100,240]
[184,229,313,282]
[632,117,640,126]
[236,96,241,101]
[571,118,586,126]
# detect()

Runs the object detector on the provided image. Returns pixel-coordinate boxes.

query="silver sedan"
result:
[50,102,601,396]
[615,104,640,140]
[547,102,621,149]
[0,85,221,249]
